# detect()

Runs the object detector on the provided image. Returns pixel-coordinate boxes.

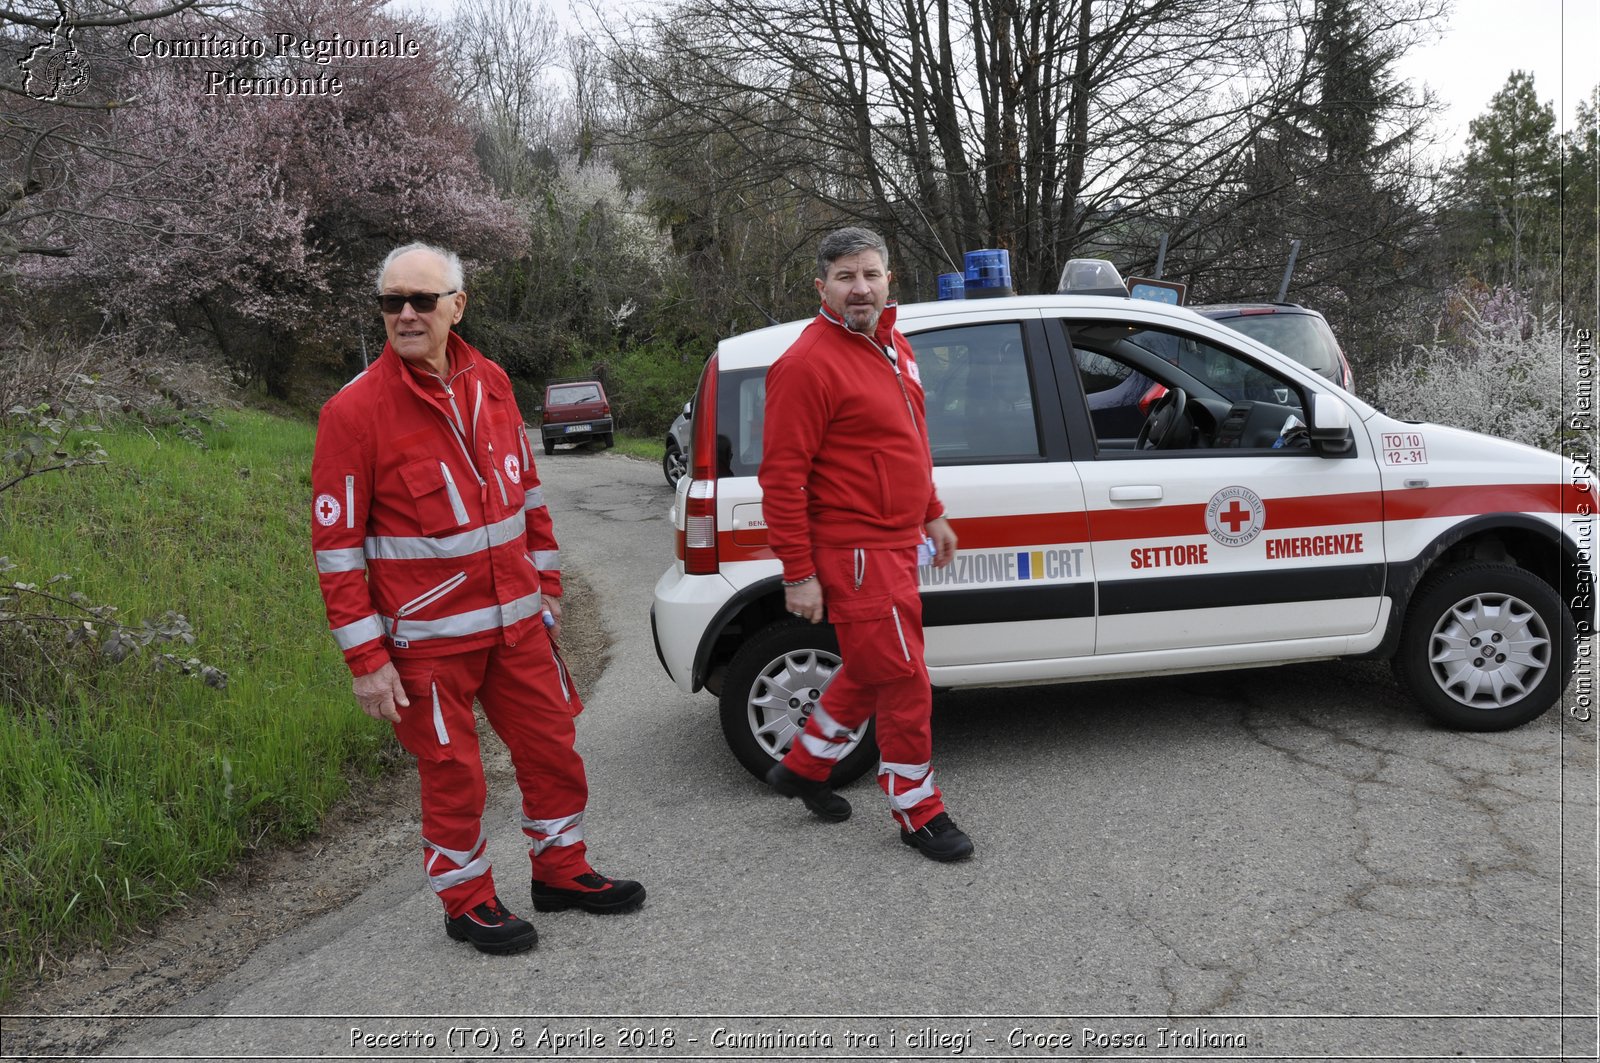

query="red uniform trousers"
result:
[389,628,590,918]
[780,543,946,831]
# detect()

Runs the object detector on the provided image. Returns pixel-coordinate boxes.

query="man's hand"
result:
[352,662,408,723]
[786,579,825,624]
[544,593,563,640]
[926,516,958,568]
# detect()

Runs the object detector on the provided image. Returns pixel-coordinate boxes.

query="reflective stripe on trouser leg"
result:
[390,648,500,918]
[523,811,585,856]
[879,760,940,832]
[798,704,854,762]
[424,831,491,894]
[476,633,592,883]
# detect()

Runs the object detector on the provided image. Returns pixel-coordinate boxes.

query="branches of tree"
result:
[604,0,1444,311]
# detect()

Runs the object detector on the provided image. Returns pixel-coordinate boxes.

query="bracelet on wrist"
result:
[782,574,817,587]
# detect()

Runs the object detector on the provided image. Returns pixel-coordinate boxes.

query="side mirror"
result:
[1307,392,1353,455]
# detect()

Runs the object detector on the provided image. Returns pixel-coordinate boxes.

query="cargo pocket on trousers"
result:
[390,661,451,762]
[827,592,917,683]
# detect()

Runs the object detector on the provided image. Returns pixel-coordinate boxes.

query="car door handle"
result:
[1109,485,1163,502]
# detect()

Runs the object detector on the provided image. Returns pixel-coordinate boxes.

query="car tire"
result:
[1394,561,1576,731]
[601,433,614,449]
[542,438,555,456]
[718,619,878,785]
[662,442,686,488]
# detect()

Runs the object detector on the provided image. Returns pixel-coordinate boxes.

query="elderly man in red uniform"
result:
[311,242,643,954]
[758,227,974,862]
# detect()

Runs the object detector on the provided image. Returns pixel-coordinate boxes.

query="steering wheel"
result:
[1136,387,1189,450]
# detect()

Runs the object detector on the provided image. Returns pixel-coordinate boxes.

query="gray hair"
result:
[816,227,889,279]
[376,241,464,293]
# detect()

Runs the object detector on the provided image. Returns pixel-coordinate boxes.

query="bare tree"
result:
[604,0,1447,302]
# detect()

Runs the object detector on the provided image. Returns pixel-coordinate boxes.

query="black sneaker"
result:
[766,762,851,822]
[444,896,538,954]
[532,872,646,914]
[900,812,974,862]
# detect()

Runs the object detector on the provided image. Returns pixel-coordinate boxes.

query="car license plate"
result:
[565,425,591,434]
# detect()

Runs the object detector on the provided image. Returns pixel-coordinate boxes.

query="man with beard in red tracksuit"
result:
[758,227,974,862]
[311,242,643,954]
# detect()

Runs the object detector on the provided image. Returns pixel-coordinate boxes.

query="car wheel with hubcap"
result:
[663,443,686,488]
[718,619,877,784]
[1395,561,1575,731]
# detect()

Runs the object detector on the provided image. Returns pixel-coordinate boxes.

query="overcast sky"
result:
[1395,0,1599,157]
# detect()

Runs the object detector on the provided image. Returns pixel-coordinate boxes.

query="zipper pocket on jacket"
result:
[344,475,355,529]
[489,442,509,506]
[438,463,470,526]
[854,548,866,590]
[398,571,468,617]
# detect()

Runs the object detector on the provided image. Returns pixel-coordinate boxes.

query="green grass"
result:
[611,432,665,462]
[0,409,398,1001]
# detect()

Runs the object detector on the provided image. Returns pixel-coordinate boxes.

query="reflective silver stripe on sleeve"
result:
[315,548,366,573]
[523,485,545,511]
[439,462,469,526]
[379,590,543,643]
[366,512,526,561]
[344,475,355,530]
[424,833,489,892]
[532,549,559,570]
[331,614,383,650]
[522,811,584,856]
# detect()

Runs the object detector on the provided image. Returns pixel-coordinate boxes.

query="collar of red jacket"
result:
[381,331,481,393]
[817,301,900,347]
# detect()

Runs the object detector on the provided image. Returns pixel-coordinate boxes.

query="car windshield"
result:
[1214,314,1338,375]
[548,385,600,405]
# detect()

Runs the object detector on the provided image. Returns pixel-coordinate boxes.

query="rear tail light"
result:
[684,479,718,574]
[683,354,721,575]
[1138,382,1167,415]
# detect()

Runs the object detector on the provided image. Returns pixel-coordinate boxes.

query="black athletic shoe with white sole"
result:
[766,762,851,821]
[900,812,974,862]
[445,896,538,954]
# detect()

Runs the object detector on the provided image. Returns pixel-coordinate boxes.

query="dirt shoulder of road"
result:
[4,574,610,1059]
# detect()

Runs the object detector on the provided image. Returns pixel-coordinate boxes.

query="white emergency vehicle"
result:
[651,292,1596,783]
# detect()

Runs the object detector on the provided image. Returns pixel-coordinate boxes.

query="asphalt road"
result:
[90,449,1597,1062]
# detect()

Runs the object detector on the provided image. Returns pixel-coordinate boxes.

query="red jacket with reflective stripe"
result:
[759,303,945,583]
[310,334,561,676]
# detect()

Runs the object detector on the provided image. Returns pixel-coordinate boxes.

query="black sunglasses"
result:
[376,289,458,315]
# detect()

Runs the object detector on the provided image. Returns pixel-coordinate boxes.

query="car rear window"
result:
[1214,314,1337,375]
[547,384,601,405]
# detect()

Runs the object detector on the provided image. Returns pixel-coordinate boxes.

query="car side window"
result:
[1067,321,1310,452]
[907,322,1042,464]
